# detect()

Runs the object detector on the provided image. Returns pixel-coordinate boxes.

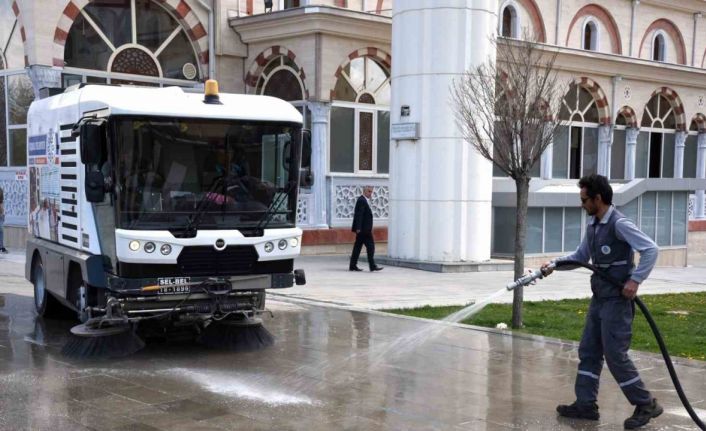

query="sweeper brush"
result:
[197,318,274,352]
[61,323,145,359]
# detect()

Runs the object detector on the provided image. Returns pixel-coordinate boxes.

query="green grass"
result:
[386,292,706,361]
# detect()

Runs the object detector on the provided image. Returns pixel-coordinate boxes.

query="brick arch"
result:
[649,87,687,131]
[690,113,706,132]
[639,19,686,65]
[566,4,622,54]
[52,0,209,76]
[330,47,392,100]
[244,46,309,99]
[616,106,638,128]
[502,0,546,42]
[573,77,611,125]
[9,1,28,67]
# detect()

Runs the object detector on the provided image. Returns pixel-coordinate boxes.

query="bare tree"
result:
[452,36,567,328]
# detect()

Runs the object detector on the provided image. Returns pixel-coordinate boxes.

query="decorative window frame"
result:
[652,30,667,62]
[499,0,521,39]
[60,0,202,82]
[582,18,600,51]
[255,55,306,102]
[329,53,391,176]
[557,84,601,178]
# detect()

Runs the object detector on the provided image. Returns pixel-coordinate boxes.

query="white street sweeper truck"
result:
[25,81,307,357]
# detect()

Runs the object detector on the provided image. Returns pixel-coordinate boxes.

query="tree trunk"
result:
[512,176,530,329]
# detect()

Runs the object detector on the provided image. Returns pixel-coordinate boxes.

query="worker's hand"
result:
[622,279,640,299]
[540,261,554,276]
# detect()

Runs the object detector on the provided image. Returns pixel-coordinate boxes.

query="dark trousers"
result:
[575,296,652,406]
[350,232,376,270]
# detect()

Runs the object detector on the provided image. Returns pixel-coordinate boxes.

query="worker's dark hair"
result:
[578,174,613,205]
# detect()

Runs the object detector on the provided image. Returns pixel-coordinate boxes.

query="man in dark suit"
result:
[349,186,383,272]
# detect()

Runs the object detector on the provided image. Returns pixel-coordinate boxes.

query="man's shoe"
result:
[624,399,663,429]
[0,248,7,253]
[371,266,383,271]
[556,402,600,420]
[349,267,363,272]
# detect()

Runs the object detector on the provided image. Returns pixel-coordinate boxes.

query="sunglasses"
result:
[580,196,592,204]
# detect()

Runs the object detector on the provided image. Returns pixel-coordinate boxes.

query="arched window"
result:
[330,55,391,174]
[554,84,600,179]
[256,55,305,101]
[0,4,33,168]
[501,5,518,38]
[652,33,666,62]
[63,0,200,85]
[640,94,676,178]
[583,20,598,51]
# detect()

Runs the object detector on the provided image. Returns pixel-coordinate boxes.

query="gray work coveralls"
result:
[572,208,653,406]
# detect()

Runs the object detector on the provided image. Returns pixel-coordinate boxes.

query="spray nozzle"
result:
[506,262,556,291]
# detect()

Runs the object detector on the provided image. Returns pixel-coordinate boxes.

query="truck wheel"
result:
[32,258,65,318]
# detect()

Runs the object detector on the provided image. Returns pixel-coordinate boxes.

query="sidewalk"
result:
[3,249,706,310]
[277,254,706,309]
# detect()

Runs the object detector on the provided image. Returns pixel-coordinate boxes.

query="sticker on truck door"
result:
[157,277,191,294]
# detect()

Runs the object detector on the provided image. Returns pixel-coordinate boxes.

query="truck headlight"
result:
[129,240,140,251]
[264,242,274,253]
[144,242,156,253]
[278,239,288,250]
[160,244,172,255]
[289,237,299,247]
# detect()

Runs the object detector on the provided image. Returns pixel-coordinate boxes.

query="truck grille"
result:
[177,245,259,276]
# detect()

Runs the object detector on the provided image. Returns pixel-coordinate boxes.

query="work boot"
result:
[556,401,600,420]
[624,399,663,429]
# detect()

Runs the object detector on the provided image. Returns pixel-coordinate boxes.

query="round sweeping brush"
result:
[197,318,274,352]
[61,323,146,359]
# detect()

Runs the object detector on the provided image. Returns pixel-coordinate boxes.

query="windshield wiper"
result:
[254,180,297,234]
[183,175,228,235]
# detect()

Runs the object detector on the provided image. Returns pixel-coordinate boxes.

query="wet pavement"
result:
[1,290,705,430]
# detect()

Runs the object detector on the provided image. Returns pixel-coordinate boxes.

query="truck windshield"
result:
[112,117,301,231]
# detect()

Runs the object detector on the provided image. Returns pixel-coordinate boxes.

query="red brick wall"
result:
[302,227,387,246]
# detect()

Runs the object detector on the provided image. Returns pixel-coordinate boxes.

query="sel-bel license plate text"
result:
[157,277,191,295]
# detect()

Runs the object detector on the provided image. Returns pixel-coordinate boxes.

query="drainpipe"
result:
[197,0,217,80]
[629,0,639,57]
[693,13,702,67]
[608,75,622,178]
[554,0,561,45]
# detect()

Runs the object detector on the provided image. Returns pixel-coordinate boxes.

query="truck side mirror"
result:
[299,129,313,187]
[85,171,105,203]
[80,122,105,165]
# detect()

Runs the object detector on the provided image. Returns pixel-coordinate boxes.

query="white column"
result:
[389,0,497,262]
[695,133,706,219]
[598,125,612,177]
[541,125,553,179]
[625,127,639,180]
[674,131,687,179]
[310,102,330,227]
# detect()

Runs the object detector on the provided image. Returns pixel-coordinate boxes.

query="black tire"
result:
[32,257,67,318]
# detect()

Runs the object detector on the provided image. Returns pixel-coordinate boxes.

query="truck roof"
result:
[30,84,303,124]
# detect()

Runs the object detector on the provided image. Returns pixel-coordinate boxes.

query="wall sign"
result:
[391,122,420,140]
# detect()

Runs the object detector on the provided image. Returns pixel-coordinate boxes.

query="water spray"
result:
[508,259,705,430]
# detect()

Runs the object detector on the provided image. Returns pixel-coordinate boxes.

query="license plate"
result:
[157,277,191,295]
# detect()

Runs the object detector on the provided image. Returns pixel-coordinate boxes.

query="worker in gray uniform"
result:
[541,174,663,429]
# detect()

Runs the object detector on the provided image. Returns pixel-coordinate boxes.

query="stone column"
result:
[541,125,553,179]
[674,131,687,179]
[389,0,497,262]
[695,132,706,219]
[27,66,62,99]
[598,125,612,177]
[310,102,330,228]
[625,127,639,180]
